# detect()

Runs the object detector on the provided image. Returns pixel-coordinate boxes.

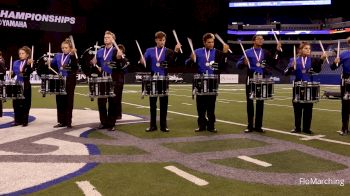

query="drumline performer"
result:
[332,37,350,136]
[185,33,230,132]
[50,38,79,128]
[139,31,181,132]
[284,41,326,134]
[237,34,282,133]
[90,30,129,131]
[11,46,34,126]
[0,51,6,117]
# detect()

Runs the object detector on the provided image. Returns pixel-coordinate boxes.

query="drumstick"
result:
[47,42,59,76]
[31,45,34,68]
[337,40,340,67]
[9,56,12,80]
[111,38,120,53]
[93,41,99,69]
[214,33,232,53]
[187,37,196,63]
[135,40,146,68]
[271,29,283,52]
[239,41,250,68]
[172,29,183,53]
[293,45,296,70]
[318,40,329,64]
[69,35,79,59]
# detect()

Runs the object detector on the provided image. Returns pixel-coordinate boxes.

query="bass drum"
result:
[80,46,102,77]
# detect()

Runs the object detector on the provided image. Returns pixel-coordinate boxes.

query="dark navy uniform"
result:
[237,47,280,132]
[12,59,33,126]
[144,47,177,132]
[285,56,322,134]
[51,53,78,127]
[95,46,129,129]
[331,50,350,135]
[186,48,227,132]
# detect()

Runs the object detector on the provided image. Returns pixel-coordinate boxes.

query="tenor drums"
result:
[40,74,67,97]
[293,81,320,103]
[192,74,219,96]
[141,75,169,97]
[0,80,25,100]
[249,78,274,100]
[88,76,115,99]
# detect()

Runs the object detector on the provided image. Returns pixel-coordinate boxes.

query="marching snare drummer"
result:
[50,38,79,128]
[185,33,229,133]
[90,31,129,131]
[237,35,282,133]
[139,31,181,132]
[332,37,350,136]
[10,46,34,126]
[0,51,5,117]
[285,41,326,134]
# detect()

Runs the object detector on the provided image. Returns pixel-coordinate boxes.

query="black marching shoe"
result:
[98,124,108,129]
[66,124,72,128]
[302,130,313,134]
[195,127,206,132]
[22,122,28,127]
[11,122,21,127]
[291,129,301,133]
[339,129,349,136]
[244,128,253,133]
[207,128,218,133]
[161,128,170,132]
[146,126,157,132]
[254,128,265,133]
[53,123,66,128]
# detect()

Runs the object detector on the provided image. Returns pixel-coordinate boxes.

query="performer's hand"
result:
[276,42,282,52]
[321,53,328,61]
[191,53,196,61]
[223,44,230,53]
[27,59,33,66]
[70,48,77,56]
[97,66,102,73]
[334,57,340,64]
[243,58,249,66]
[139,57,145,65]
[116,50,124,59]
[90,57,97,65]
[175,43,182,53]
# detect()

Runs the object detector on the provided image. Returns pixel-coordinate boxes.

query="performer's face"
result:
[61,43,71,54]
[155,37,166,48]
[104,34,114,45]
[253,36,264,47]
[204,38,214,49]
[18,49,28,60]
[301,45,311,56]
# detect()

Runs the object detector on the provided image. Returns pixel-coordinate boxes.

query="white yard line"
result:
[182,103,193,106]
[120,101,350,146]
[76,181,102,196]
[237,155,272,167]
[164,166,208,186]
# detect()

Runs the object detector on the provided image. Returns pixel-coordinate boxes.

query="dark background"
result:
[0,0,347,73]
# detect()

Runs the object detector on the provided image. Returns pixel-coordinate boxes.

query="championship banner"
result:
[0,8,85,32]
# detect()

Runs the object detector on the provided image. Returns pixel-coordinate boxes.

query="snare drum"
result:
[293,81,320,103]
[40,74,67,97]
[249,78,274,100]
[88,76,115,100]
[2,80,25,100]
[141,75,169,97]
[192,74,219,96]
